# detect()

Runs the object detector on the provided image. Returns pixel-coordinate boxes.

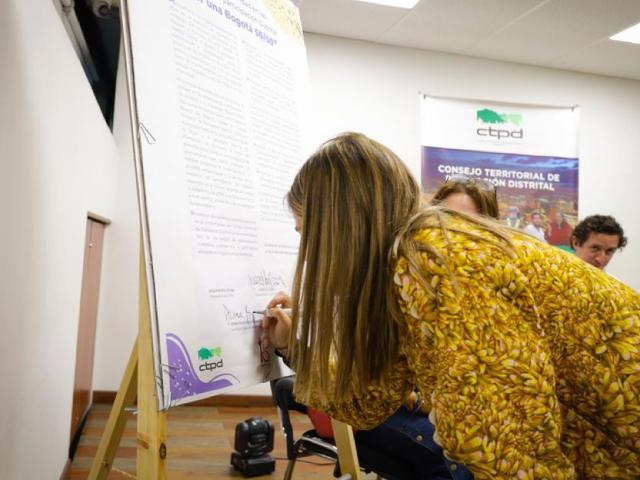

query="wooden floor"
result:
[70,403,346,479]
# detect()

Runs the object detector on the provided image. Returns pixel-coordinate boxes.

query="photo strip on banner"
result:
[420,95,579,252]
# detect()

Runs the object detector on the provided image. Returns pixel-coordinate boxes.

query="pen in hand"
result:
[252,308,292,317]
[255,307,292,351]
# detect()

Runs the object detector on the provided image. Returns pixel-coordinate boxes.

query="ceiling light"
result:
[354,0,420,9]
[610,22,640,45]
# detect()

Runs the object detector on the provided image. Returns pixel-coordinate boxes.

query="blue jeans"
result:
[354,406,473,480]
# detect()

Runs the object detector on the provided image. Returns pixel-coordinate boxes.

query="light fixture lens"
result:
[610,22,640,45]
[353,0,420,9]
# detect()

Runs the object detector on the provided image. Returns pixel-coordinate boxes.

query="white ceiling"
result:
[299,0,640,80]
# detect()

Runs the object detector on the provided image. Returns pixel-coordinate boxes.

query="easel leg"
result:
[136,244,167,478]
[87,342,138,480]
[331,419,362,480]
[88,243,167,479]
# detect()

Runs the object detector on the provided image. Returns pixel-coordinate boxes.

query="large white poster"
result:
[124,0,307,408]
[421,95,580,250]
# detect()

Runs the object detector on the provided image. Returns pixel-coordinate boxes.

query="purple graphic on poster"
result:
[166,333,239,402]
[422,146,579,248]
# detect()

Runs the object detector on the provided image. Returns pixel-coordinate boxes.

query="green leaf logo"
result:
[477,108,522,126]
[198,347,222,360]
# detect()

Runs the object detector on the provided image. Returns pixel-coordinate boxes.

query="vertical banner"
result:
[420,95,579,250]
[124,0,307,408]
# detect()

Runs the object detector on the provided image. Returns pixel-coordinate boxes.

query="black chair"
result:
[271,375,340,479]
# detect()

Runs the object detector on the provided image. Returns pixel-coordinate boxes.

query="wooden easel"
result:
[87,1,169,474]
[331,420,362,480]
[87,246,167,479]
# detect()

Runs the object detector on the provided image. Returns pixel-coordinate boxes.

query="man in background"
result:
[571,214,627,270]
[523,211,546,242]
[547,210,573,246]
[505,205,523,229]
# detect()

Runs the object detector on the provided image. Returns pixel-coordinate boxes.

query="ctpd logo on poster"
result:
[198,346,224,372]
[476,108,524,140]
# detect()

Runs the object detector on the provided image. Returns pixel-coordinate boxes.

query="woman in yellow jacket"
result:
[263,132,640,479]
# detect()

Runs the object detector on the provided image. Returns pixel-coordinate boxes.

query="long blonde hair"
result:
[287,133,513,401]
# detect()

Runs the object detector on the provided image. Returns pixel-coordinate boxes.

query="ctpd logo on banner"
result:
[476,108,523,140]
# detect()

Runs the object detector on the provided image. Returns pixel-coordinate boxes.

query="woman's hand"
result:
[261,291,293,350]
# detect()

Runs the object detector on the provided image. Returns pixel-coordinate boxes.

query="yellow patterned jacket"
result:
[304,217,640,479]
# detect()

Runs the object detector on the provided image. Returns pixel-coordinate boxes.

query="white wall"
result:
[91,51,140,396]
[0,1,132,478]
[303,33,640,289]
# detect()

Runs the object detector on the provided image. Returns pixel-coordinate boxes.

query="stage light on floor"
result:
[230,417,276,477]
